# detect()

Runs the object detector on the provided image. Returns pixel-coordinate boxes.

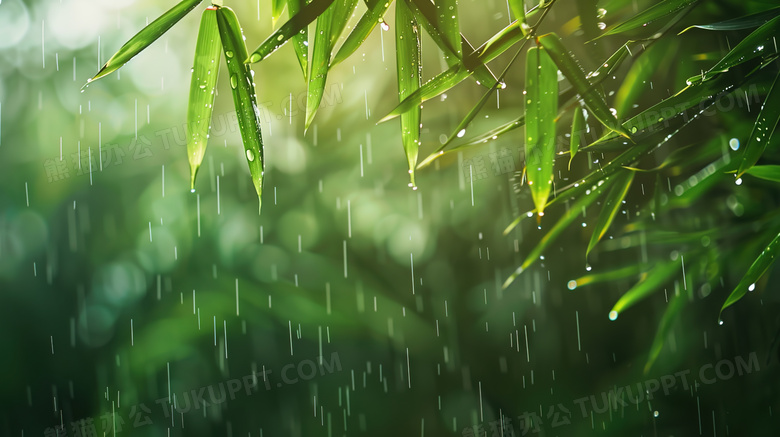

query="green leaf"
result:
[186,7,222,191]
[332,0,394,67]
[304,0,358,131]
[603,0,699,37]
[679,6,780,34]
[407,0,496,88]
[216,7,264,205]
[738,73,780,176]
[613,39,672,116]
[287,0,310,80]
[568,106,585,169]
[568,264,644,290]
[538,33,631,139]
[508,0,528,31]
[610,259,681,316]
[525,46,559,216]
[503,176,615,289]
[396,0,422,186]
[744,165,780,182]
[85,0,202,86]
[700,15,780,82]
[246,0,335,64]
[271,0,287,27]
[644,289,687,374]
[586,170,634,256]
[719,231,780,318]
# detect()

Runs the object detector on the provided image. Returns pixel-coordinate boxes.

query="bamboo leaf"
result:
[610,259,681,316]
[508,0,528,32]
[287,0,310,80]
[603,0,699,37]
[679,6,780,34]
[304,0,358,131]
[738,73,780,176]
[503,176,615,289]
[567,264,643,290]
[186,7,222,191]
[586,170,634,256]
[525,46,559,216]
[569,106,585,169]
[246,0,335,64]
[216,7,264,205]
[744,165,780,182]
[719,231,780,318]
[408,0,496,88]
[538,33,631,139]
[396,0,422,186]
[85,0,202,86]
[700,15,780,82]
[332,0,394,67]
[613,40,672,116]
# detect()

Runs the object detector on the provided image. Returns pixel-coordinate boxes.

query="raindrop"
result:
[729,138,740,150]
[456,129,466,138]
[225,50,234,58]
[249,53,262,62]
[567,280,577,290]
[748,283,756,292]
[246,149,254,162]
[609,311,618,321]
[230,74,238,89]
[653,410,659,418]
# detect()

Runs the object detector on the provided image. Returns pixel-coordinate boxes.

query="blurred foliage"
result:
[1,0,780,436]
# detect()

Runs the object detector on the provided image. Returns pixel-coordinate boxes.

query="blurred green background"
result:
[1,0,779,435]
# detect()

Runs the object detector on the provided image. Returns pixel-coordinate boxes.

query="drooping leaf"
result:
[586,170,634,256]
[525,46,559,216]
[568,264,644,290]
[85,0,202,86]
[610,259,681,316]
[602,0,700,37]
[304,0,358,131]
[538,33,631,139]
[744,165,780,182]
[246,0,335,64]
[738,73,780,176]
[331,0,394,66]
[719,231,780,318]
[613,39,672,116]
[432,0,461,56]
[186,7,222,191]
[287,0,310,80]
[679,6,780,34]
[569,106,585,169]
[396,0,422,186]
[698,15,780,83]
[503,176,615,289]
[644,289,687,373]
[216,7,264,205]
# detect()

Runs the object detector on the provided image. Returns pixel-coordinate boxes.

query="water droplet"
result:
[653,411,659,418]
[457,129,466,138]
[609,311,618,321]
[246,149,254,161]
[230,74,238,89]
[380,20,389,31]
[567,280,577,290]
[631,126,638,134]
[225,50,234,58]
[249,53,262,62]
[748,283,756,292]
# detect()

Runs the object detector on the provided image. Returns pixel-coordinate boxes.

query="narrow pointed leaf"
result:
[644,291,687,373]
[538,33,631,139]
[287,0,310,80]
[569,106,585,169]
[408,0,496,88]
[508,0,528,31]
[679,6,780,34]
[610,259,681,315]
[246,0,335,64]
[719,231,780,317]
[586,170,634,256]
[503,176,615,289]
[187,7,222,190]
[614,40,672,116]
[304,0,358,131]
[701,15,780,82]
[568,264,644,290]
[216,7,264,204]
[85,0,202,86]
[603,0,699,37]
[332,0,394,66]
[525,46,559,216]
[738,73,780,176]
[396,0,422,186]
[744,165,780,182]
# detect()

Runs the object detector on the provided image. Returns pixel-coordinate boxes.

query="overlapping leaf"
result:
[586,170,634,256]
[216,7,264,204]
[287,0,310,79]
[186,7,222,190]
[602,0,699,37]
[396,0,422,186]
[569,106,585,169]
[680,6,780,34]
[745,165,780,182]
[719,231,780,318]
[610,259,681,316]
[332,0,394,66]
[738,73,780,176]
[85,0,202,86]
